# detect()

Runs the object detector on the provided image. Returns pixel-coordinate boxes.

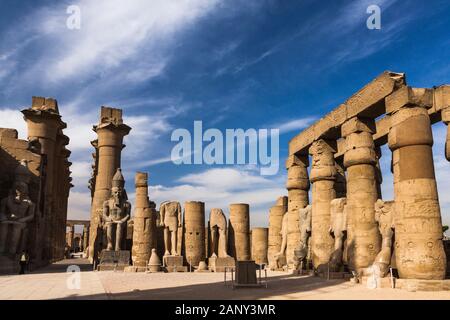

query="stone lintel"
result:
[385,86,433,115]
[289,71,405,155]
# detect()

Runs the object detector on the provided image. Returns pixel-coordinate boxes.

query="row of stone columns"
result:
[286,89,447,280]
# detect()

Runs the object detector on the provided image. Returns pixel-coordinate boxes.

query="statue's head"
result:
[111,168,125,202]
[13,182,29,202]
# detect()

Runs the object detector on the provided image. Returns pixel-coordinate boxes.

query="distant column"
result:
[88,107,131,263]
[184,201,206,268]
[251,227,268,265]
[285,155,310,267]
[229,204,251,261]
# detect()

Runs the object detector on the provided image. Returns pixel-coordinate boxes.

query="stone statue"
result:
[274,212,288,267]
[362,199,395,278]
[209,208,230,258]
[159,201,182,256]
[0,160,35,255]
[102,168,131,251]
[329,198,347,271]
[293,205,312,270]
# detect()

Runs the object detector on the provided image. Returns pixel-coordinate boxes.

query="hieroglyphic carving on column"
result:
[309,139,336,270]
[285,155,309,267]
[387,86,446,279]
[184,201,206,267]
[251,227,268,265]
[342,117,381,273]
[131,172,157,269]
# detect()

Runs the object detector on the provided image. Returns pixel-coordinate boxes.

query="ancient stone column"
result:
[341,117,381,273]
[309,139,336,270]
[22,97,66,262]
[82,225,89,253]
[434,85,450,161]
[229,203,251,261]
[251,228,268,265]
[88,107,131,262]
[268,197,287,269]
[67,225,75,251]
[285,155,310,267]
[184,201,206,267]
[131,172,156,269]
[387,87,446,280]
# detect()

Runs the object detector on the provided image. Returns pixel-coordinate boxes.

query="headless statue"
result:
[0,160,35,255]
[102,169,131,251]
[329,198,347,271]
[159,201,182,256]
[209,208,230,258]
[362,199,395,277]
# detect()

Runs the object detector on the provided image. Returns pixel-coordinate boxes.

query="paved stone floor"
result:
[0,259,449,300]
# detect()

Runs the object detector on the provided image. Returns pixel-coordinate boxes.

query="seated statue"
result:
[209,208,230,258]
[329,198,347,271]
[102,168,131,251]
[293,205,312,270]
[159,201,182,256]
[0,160,35,256]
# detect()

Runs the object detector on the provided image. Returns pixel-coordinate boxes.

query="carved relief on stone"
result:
[102,168,131,251]
[159,201,182,256]
[274,212,288,267]
[0,160,36,256]
[209,208,230,258]
[328,198,347,271]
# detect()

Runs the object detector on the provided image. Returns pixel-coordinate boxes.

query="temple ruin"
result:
[0,97,72,273]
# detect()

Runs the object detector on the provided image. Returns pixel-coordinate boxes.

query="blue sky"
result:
[0,0,449,228]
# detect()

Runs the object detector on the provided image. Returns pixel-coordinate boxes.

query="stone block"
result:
[433,85,450,113]
[341,117,375,137]
[163,255,187,272]
[97,250,130,271]
[386,87,433,115]
[235,260,257,285]
[208,256,235,272]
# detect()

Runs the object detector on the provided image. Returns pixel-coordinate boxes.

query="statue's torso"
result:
[5,196,32,220]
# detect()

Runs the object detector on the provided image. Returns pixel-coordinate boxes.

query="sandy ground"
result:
[0,258,448,300]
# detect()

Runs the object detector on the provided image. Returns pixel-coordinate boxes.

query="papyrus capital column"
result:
[89,106,131,262]
[341,116,381,273]
[309,139,336,270]
[285,154,309,267]
[387,86,446,279]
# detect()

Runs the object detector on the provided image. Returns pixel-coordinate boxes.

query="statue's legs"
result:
[115,222,123,251]
[105,223,114,251]
[218,229,229,257]
[171,230,178,256]
[0,223,8,253]
[9,224,24,255]
[163,228,171,256]
[210,227,218,257]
